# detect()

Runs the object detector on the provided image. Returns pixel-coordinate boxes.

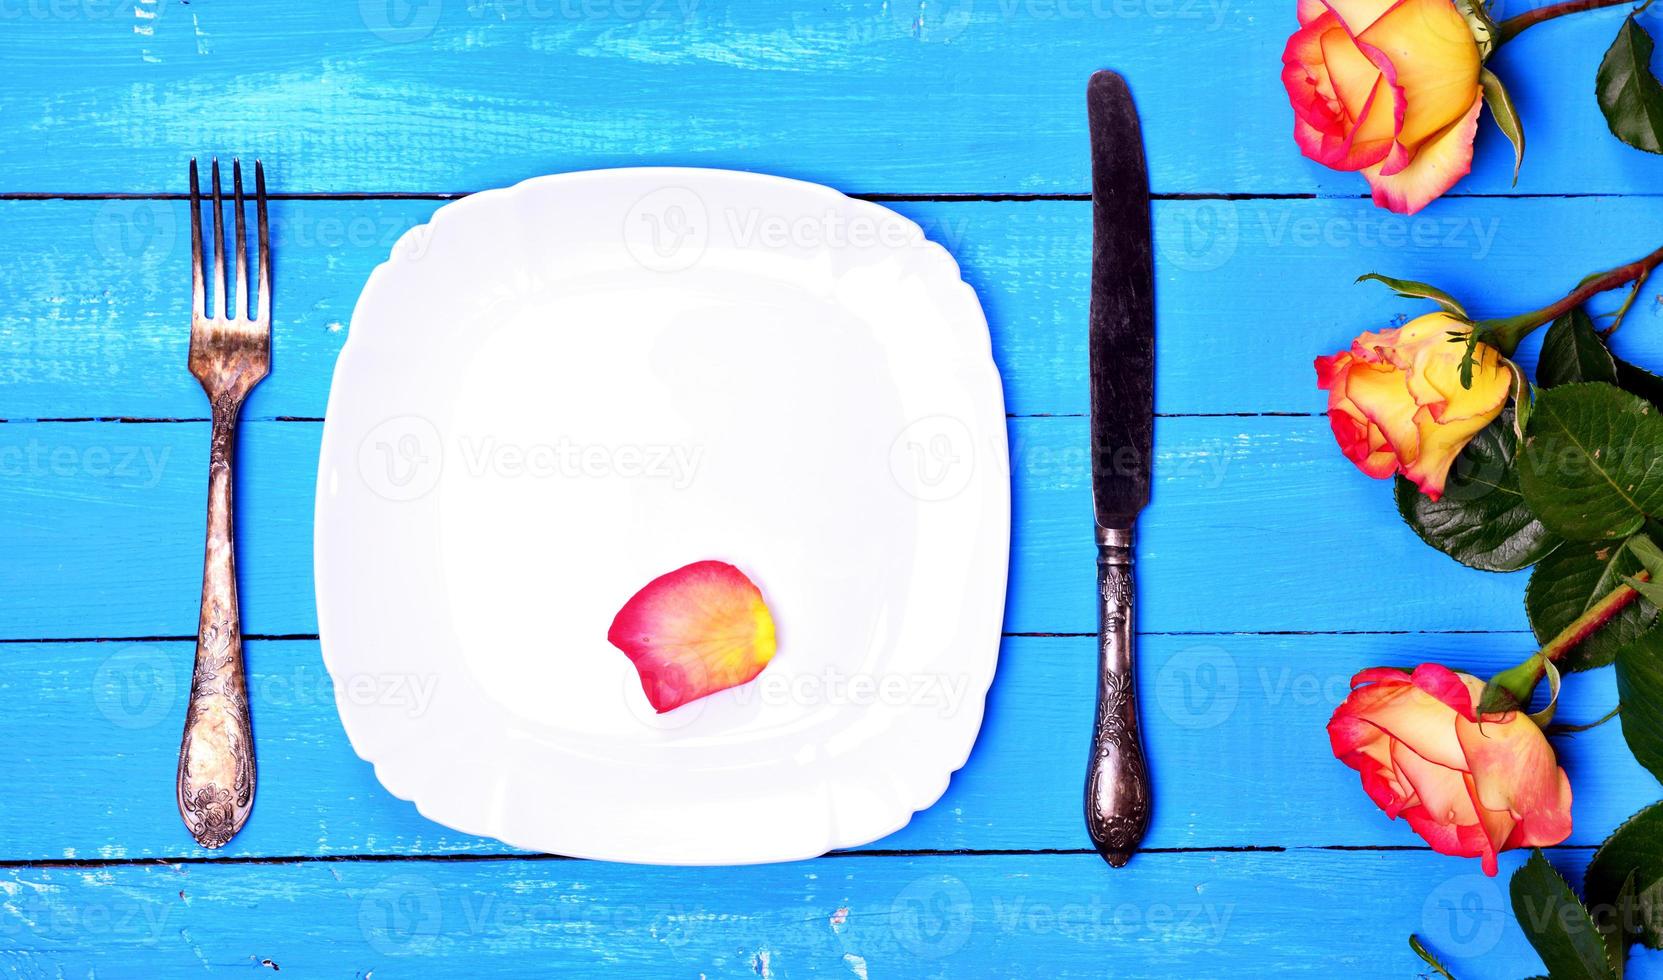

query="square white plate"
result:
[315,169,1009,864]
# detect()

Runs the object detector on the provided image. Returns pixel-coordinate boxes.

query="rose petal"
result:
[1333,355,1422,468]
[1358,0,1483,146]
[607,560,778,713]
[1285,13,1406,172]
[1391,738,1474,827]
[1409,663,1481,722]
[1406,333,1511,424]
[1320,0,1400,32]
[1458,712,1574,847]
[1363,89,1483,215]
[1345,683,1468,771]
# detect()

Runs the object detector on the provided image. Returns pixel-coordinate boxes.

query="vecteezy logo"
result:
[889,415,976,502]
[357,415,444,502]
[359,874,443,956]
[1154,645,1239,730]
[1158,200,1239,273]
[1420,874,1507,958]
[93,645,176,730]
[889,874,974,958]
[890,0,975,42]
[359,0,443,43]
[622,187,709,272]
[92,200,175,269]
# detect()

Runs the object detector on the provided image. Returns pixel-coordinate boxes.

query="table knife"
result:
[1082,70,1154,868]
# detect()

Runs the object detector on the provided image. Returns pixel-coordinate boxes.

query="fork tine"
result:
[189,159,204,319]
[211,159,226,321]
[255,160,270,325]
[232,160,248,322]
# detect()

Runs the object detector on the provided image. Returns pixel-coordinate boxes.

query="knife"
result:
[1083,70,1154,868]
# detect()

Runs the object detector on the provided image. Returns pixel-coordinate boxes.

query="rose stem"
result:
[1496,0,1646,45]
[1482,242,1663,354]
[1600,267,1651,339]
[1539,570,1650,663]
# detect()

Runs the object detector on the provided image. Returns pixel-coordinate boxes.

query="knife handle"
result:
[1085,524,1150,867]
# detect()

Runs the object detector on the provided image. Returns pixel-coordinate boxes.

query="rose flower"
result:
[1315,312,1510,501]
[1329,664,1572,876]
[1283,0,1484,214]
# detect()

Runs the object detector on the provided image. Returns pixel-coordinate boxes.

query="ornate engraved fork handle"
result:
[1084,524,1150,867]
[177,396,257,848]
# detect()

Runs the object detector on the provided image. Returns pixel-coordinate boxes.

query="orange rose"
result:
[1283,0,1485,213]
[1315,312,1510,500]
[1329,664,1572,876]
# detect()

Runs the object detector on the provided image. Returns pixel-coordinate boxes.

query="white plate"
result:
[314,168,1009,864]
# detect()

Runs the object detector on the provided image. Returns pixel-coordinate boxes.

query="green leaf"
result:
[1539,308,1618,388]
[1355,273,1469,317]
[1616,628,1663,784]
[1586,802,1663,951]
[1481,68,1524,184]
[1517,383,1663,541]
[1598,14,1663,155]
[1599,872,1639,975]
[1511,850,1619,980]
[1526,540,1659,672]
[1409,933,1457,980]
[1625,574,1663,608]
[1630,535,1663,577]
[1616,356,1663,410]
[1395,413,1562,572]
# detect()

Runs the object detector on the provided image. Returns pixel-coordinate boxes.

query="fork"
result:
[177,158,269,849]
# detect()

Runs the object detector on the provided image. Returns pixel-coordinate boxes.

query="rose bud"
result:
[1283,0,1485,213]
[1315,312,1510,501]
[1329,664,1572,876]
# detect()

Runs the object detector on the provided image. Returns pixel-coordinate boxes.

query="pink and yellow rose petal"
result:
[608,560,778,714]
[1328,664,1573,876]
[1315,312,1511,500]
[1284,0,1485,213]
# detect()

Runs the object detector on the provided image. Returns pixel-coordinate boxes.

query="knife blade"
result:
[1083,69,1154,868]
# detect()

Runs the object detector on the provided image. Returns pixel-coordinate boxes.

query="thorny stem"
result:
[1496,0,1647,45]
[1600,267,1651,339]
[1481,243,1663,354]
[1540,571,1649,663]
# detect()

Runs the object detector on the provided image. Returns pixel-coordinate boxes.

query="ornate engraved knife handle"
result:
[1084,524,1150,867]
[177,399,256,848]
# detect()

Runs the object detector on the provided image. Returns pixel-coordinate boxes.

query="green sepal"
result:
[1409,933,1458,980]
[1529,658,1562,728]
[1481,652,1545,714]
[1456,0,1499,60]
[1355,273,1470,318]
[1480,67,1524,183]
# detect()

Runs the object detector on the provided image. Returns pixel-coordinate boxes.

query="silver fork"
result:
[177,158,269,849]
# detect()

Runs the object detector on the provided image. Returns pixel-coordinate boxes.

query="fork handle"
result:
[1084,524,1150,867]
[177,395,256,848]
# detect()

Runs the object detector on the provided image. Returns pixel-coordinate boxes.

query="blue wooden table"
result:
[4,1,1663,975]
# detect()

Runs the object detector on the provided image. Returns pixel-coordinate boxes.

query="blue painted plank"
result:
[3,197,1660,421]
[0,635,1646,861]
[1,851,1658,978]
[0,2,1659,196]
[0,416,1534,639]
